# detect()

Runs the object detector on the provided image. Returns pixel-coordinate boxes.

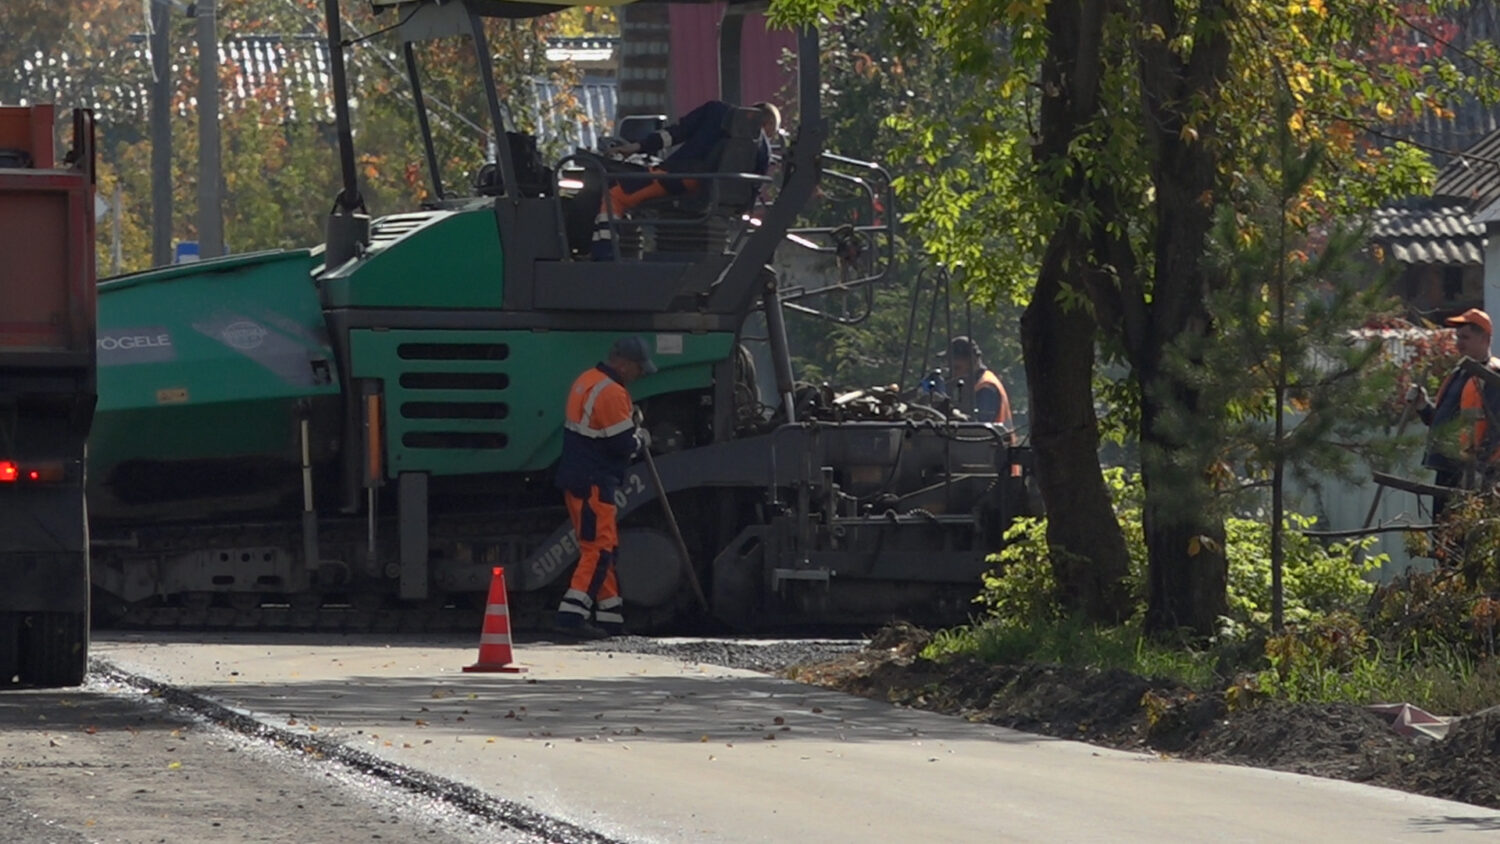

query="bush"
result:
[975,517,1062,626]
[981,471,1383,631]
[1225,513,1384,626]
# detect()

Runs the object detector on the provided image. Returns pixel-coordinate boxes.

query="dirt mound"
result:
[1190,702,1411,783]
[1409,708,1500,807]
[866,621,932,656]
[788,624,1500,810]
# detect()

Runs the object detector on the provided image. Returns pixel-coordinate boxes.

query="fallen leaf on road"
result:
[168,761,182,770]
[83,726,97,735]
[414,719,428,727]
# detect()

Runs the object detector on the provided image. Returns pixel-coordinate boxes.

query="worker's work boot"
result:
[553,612,611,640]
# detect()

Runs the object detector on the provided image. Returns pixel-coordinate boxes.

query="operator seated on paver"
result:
[553,336,656,639]
[1404,308,1500,516]
[944,336,1015,435]
[590,100,780,260]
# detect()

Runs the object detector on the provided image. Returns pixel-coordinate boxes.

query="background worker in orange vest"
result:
[553,337,656,638]
[1406,308,1500,515]
[946,336,1014,429]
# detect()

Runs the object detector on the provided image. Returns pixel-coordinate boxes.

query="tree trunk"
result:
[1023,251,1133,623]
[1023,0,1132,622]
[1135,0,1233,637]
[1138,365,1229,635]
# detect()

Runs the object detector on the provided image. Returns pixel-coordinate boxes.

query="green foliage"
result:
[1224,514,1383,627]
[782,9,1025,401]
[1254,614,1500,711]
[975,518,1061,626]
[770,0,1500,636]
[1171,103,1409,535]
[980,469,1379,629]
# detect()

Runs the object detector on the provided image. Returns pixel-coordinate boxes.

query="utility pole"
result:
[149,0,172,267]
[195,0,223,258]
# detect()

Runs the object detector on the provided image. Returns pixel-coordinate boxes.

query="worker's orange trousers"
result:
[600,171,701,216]
[557,486,623,628]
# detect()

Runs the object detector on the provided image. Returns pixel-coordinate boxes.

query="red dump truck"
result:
[0,106,97,687]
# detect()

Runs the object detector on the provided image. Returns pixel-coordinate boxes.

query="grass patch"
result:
[923,616,1500,714]
[922,616,1221,690]
[1260,638,1500,713]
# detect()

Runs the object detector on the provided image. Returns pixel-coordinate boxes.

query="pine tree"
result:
[1181,98,1402,629]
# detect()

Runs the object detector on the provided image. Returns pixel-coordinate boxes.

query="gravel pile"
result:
[588,637,865,672]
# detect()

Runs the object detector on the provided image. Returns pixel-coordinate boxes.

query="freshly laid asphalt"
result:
[91,633,1500,843]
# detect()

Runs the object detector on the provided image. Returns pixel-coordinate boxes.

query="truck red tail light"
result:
[0,460,63,483]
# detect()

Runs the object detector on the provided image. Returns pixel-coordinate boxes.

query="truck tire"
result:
[19,612,88,688]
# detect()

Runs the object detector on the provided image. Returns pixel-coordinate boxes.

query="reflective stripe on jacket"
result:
[555,364,638,496]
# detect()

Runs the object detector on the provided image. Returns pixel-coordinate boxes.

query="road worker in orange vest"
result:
[1406,308,1500,515]
[946,336,1014,431]
[552,336,656,639]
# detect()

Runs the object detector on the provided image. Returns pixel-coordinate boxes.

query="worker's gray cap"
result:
[944,336,982,361]
[611,336,658,374]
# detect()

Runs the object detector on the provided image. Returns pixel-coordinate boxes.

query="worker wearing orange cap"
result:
[1405,308,1500,513]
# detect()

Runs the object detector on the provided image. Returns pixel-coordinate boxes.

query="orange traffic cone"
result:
[463,567,528,673]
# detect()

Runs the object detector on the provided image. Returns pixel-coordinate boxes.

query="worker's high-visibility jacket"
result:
[974,368,1014,428]
[555,363,639,498]
[1421,356,1500,472]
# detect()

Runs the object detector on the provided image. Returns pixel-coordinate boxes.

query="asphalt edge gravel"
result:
[88,657,627,844]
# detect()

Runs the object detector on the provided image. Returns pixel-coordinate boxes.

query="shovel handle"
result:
[643,449,711,614]
[1360,401,1418,531]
